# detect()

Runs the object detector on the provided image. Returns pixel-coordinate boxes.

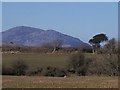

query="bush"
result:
[26,66,67,77]
[2,65,14,75]
[11,60,28,76]
[54,68,67,77]
[68,51,89,76]
[68,51,118,76]
[26,67,43,76]
[86,54,118,76]
[41,66,67,77]
[105,54,118,76]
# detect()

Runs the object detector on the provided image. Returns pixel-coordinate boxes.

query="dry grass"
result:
[0,69,1,88]
[2,76,118,88]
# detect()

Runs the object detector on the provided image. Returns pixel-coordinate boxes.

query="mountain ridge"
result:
[2,26,90,48]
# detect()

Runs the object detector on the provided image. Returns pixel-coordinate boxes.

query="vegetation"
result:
[2,36,118,76]
[2,33,119,88]
[2,53,69,69]
[52,39,63,53]
[11,60,28,76]
[2,52,118,76]
[68,52,89,76]
[89,33,108,54]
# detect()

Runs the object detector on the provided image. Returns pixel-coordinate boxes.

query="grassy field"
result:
[2,53,71,69]
[2,76,118,88]
[2,53,118,88]
[2,53,95,69]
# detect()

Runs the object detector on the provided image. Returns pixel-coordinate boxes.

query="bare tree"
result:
[52,39,63,53]
[104,38,118,54]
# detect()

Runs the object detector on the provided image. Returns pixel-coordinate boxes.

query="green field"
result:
[2,76,118,88]
[2,53,71,69]
[2,53,95,69]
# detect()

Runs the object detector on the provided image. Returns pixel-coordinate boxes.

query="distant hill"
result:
[2,26,90,48]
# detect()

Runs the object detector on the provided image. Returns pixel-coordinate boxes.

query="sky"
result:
[1,0,119,2]
[0,2,2,44]
[2,2,118,43]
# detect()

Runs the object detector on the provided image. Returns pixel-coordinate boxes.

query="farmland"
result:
[2,52,96,68]
[2,53,118,88]
[2,76,118,88]
[2,53,71,69]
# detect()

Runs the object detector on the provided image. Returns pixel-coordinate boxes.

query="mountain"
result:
[2,26,90,47]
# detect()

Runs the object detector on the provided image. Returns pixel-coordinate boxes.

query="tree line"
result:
[2,33,118,55]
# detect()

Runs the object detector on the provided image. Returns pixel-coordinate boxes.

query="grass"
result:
[2,53,118,88]
[2,76,118,88]
[2,53,70,69]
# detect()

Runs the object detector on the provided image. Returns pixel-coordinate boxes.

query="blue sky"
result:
[2,2,118,43]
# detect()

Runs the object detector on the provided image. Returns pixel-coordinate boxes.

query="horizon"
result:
[2,2,118,43]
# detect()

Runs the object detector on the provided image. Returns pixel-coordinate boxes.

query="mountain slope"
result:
[2,26,90,47]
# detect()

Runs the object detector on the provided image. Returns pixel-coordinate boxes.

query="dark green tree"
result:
[89,33,108,54]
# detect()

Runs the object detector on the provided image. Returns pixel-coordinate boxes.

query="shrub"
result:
[54,68,67,77]
[26,67,43,76]
[86,54,118,76]
[68,51,89,76]
[68,51,118,76]
[11,60,28,76]
[41,66,55,76]
[2,65,14,75]
[41,66,67,77]
[26,70,37,76]
[105,54,118,76]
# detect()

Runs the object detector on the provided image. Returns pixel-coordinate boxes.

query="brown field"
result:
[2,76,118,88]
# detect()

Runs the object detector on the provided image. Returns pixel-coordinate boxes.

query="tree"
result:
[89,33,108,54]
[104,38,117,54]
[52,39,63,53]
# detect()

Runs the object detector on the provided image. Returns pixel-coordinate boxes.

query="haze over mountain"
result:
[2,26,90,47]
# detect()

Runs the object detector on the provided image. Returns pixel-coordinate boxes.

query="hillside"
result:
[2,26,90,47]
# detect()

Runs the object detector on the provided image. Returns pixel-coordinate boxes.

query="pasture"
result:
[2,53,94,69]
[2,76,118,88]
[2,53,71,69]
[2,53,118,88]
